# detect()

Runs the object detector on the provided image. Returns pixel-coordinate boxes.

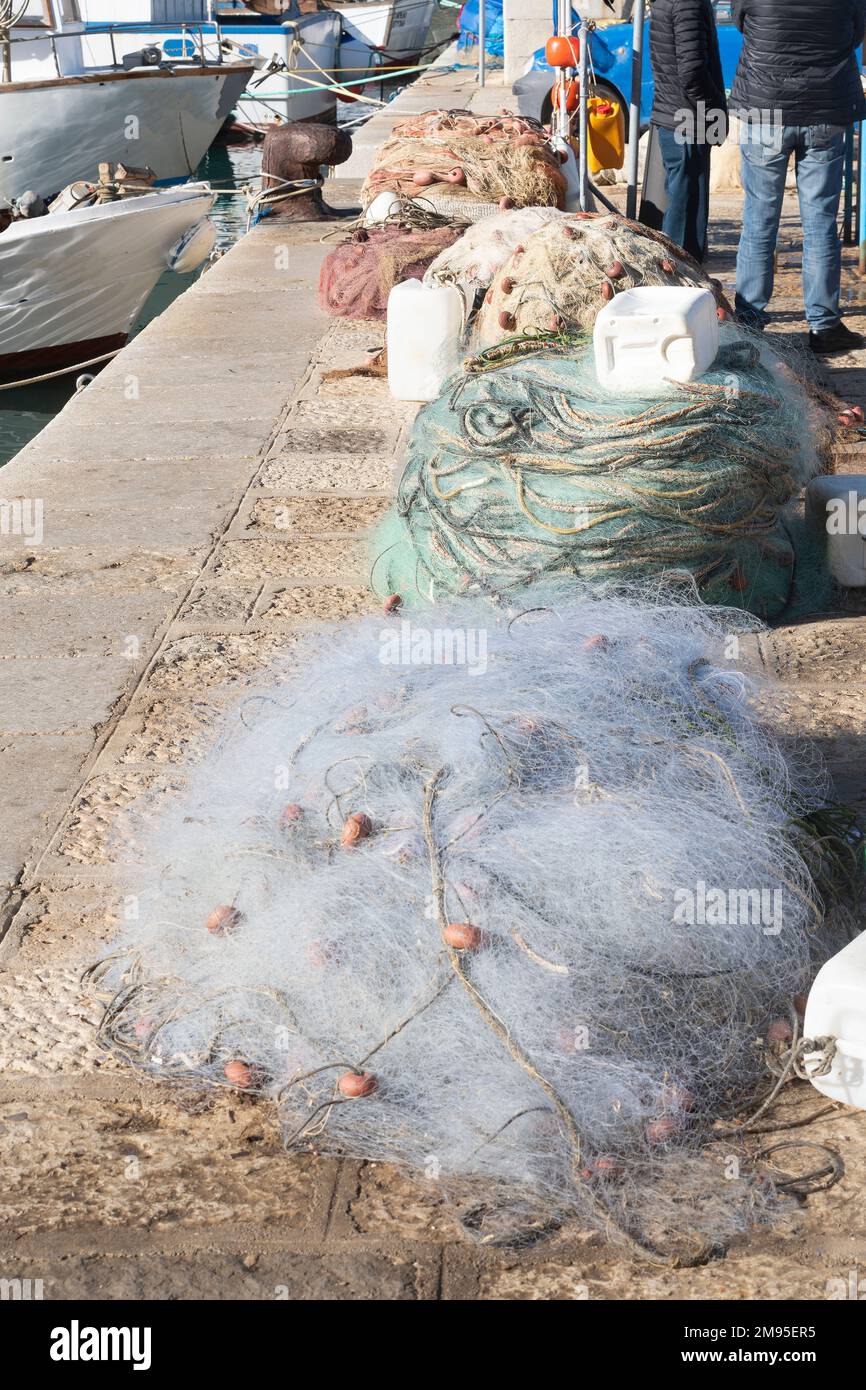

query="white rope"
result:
[0,348,122,393]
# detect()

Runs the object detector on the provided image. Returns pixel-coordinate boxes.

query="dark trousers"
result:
[656,126,712,263]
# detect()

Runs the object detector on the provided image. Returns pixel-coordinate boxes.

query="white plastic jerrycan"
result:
[387,279,464,402]
[806,474,866,588]
[804,931,866,1110]
[593,285,719,391]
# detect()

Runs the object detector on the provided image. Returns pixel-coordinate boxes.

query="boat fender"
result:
[13,190,48,220]
[167,217,218,275]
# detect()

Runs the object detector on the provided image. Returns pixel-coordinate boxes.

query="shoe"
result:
[809,321,865,355]
[735,313,765,333]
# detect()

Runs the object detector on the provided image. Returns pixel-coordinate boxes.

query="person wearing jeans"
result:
[649,0,728,262]
[732,0,866,354]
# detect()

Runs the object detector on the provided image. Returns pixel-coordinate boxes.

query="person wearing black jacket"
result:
[649,0,728,262]
[732,0,866,354]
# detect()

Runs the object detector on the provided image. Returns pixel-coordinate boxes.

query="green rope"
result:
[373,336,830,619]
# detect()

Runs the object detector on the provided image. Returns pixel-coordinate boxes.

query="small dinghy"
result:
[0,175,216,383]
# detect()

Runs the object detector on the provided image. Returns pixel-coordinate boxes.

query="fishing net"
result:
[474,211,733,345]
[362,109,566,212]
[318,223,465,322]
[424,205,569,304]
[87,587,850,1261]
[373,329,833,619]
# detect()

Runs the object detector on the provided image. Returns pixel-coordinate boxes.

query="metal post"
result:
[554,0,570,146]
[844,125,855,246]
[626,0,645,221]
[478,0,485,87]
[578,18,588,211]
[861,39,866,274]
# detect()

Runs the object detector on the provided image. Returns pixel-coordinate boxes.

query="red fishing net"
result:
[318,223,465,322]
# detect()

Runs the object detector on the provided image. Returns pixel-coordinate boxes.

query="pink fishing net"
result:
[318,224,465,322]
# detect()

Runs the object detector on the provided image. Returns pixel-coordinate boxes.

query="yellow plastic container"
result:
[587,96,625,173]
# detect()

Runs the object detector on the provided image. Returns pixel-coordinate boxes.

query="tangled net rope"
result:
[423,205,569,302]
[373,330,832,618]
[318,223,465,322]
[86,590,849,1260]
[362,108,566,212]
[474,211,732,344]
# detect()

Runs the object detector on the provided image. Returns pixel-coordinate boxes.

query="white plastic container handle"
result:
[593,285,719,392]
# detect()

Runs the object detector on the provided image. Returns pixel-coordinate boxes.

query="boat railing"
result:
[5,20,229,80]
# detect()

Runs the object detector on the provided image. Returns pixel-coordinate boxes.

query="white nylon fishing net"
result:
[90,586,842,1262]
[423,205,568,301]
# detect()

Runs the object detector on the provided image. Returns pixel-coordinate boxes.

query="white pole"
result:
[555,0,571,144]
[578,18,588,211]
[478,0,485,87]
[626,0,645,220]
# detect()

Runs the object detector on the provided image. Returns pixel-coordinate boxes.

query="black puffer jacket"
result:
[731,0,866,126]
[650,0,728,139]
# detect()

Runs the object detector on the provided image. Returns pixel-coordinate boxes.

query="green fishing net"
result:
[372,329,833,619]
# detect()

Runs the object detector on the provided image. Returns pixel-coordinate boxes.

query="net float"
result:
[767,1018,793,1044]
[582,633,610,652]
[444,922,483,951]
[338,1070,377,1098]
[658,1082,695,1113]
[730,567,749,593]
[499,195,514,210]
[279,803,303,828]
[412,170,435,186]
[581,1156,624,1182]
[499,310,517,331]
[446,168,466,185]
[205,904,241,936]
[485,288,495,305]
[341,812,373,847]
[383,593,403,614]
[224,1059,257,1089]
[645,1114,681,1145]
[545,34,581,67]
[606,259,625,280]
[551,80,578,114]
[501,277,515,296]
[793,992,809,1018]
[601,281,614,301]
[660,258,676,274]
[717,306,728,321]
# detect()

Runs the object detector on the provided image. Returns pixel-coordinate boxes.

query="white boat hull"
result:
[77,14,343,131]
[0,184,215,380]
[0,66,252,202]
[331,0,437,83]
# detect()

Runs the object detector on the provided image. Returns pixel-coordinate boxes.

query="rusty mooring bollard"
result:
[260,123,353,221]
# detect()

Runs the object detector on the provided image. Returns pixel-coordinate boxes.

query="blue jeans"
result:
[657,126,712,263]
[735,124,846,332]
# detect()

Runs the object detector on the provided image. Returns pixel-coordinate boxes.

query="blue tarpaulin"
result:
[456,0,505,58]
[457,4,615,74]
